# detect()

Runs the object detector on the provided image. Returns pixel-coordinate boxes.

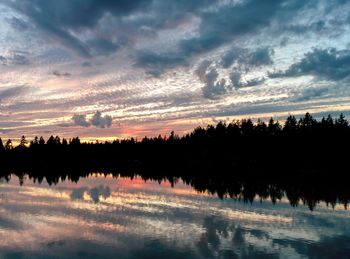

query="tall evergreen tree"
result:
[0,138,4,152]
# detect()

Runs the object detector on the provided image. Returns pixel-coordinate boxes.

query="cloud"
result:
[0,214,23,230]
[196,47,270,99]
[245,47,274,68]
[134,51,188,76]
[7,0,299,70]
[294,87,329,102]
[195,60,229,99]
[0,85,29,101]
[52,71,72,77]
[230,72,266,88]
[131,0,346,75]
[220,48,246,69]
[6,0,151,57]
[70,185,111,203]
[195,58,267,99]
[269,48,350,81]
[81,62,92,67]
[178,0,310,59]
[135,0,347,76]
[6,16,30,31]
[12,54,30,65]
[70,187,87,200]
[194,60,212,82]
[91,111,113,128]
[89,186,111,203]
[2,0,350,136]
[280,37,289,47]
[285,20,326,35]
[221,47,274,69]
[229,71,242,87]
[86,38,120,56]
[244,77,266,87]
[0,128,14,134]
[4,0,338,73]
[179,1,280,55]
[0,56,7,64]
[71,111,113,128]
[72,114,90,127]
[0,54,30,66]
[201,70,227,99]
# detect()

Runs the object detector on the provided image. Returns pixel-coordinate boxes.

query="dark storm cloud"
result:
[269,48,350,81]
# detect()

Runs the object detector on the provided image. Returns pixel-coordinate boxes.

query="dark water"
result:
[0,174,349,258]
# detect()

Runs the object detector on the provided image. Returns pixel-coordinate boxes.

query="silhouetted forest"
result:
[0,112,349,173]
[0,112,350,210]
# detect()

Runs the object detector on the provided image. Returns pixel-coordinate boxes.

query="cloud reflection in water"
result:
[0,175,349,258]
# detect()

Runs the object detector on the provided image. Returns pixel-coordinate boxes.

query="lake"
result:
[0,174,349,258]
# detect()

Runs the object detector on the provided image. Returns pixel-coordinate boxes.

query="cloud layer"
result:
[0,0,349,139]
[269,48,350,81]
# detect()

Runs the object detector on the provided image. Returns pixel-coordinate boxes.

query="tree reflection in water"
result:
[1,170,349,211]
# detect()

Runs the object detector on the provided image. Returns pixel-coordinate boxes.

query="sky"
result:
[0,0,350,141]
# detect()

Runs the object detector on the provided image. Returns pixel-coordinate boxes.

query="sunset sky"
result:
[0,0,350,141]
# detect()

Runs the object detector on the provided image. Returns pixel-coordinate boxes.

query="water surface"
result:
[0,174,349,258]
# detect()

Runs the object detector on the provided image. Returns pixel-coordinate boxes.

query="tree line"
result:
[0,112,349,150]
[0,112,350,210]
[0,112,349,175]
